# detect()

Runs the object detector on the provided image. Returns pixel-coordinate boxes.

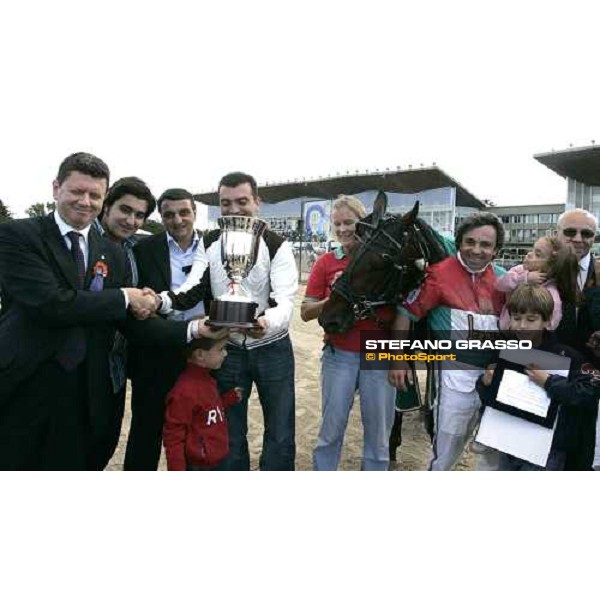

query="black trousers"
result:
[89,385,126,471]
[0,361,90,470]
[124,352,185,470]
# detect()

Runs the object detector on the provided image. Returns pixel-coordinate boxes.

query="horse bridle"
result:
[331,216,432,325]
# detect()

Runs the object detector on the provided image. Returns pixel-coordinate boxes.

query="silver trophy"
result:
[208,215,268,327]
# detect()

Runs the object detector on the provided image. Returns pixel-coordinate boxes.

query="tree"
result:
[0,199,13,223]
[141,218,165,234]
[25,201,56,218]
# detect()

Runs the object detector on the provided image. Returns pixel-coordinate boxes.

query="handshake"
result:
[122,287,230,341]
[123,287,162,320]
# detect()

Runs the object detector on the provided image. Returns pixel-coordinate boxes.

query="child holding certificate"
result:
[478,284,600,470]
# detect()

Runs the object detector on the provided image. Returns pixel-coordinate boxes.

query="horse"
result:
[319,190,449,333]
[318,190,452,462]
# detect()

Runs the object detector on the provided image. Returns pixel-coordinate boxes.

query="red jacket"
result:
[163,364,239,471]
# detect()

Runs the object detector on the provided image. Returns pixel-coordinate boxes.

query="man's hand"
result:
[525,363,549,388]
[192,317,230,340]
[246,317,268,339]
[526,271,548,285]
[125,287,161,320]
[388,361,413,392]
[586,330,600,359]
[481,363,497,387]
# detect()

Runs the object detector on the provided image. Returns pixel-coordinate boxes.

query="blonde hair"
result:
[332,195,367,220]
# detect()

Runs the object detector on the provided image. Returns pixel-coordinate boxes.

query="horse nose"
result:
[318,312,341,333]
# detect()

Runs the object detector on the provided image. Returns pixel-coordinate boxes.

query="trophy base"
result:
[207,299,259,328]
[205,320,260,329]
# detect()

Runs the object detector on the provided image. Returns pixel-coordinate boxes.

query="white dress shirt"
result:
[166,231,205,321]
[54,211,91,268]
[578,252,591,291]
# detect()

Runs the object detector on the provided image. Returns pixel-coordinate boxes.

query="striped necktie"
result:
[67,231,86,289]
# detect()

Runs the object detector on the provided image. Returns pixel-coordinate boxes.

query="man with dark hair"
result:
[125,187,209,470]
[0,153,223,470]
[389,211,506,470]
[218,171,259,197]
[98,176,157,282]
[158,171,298,471]
[100,177,156,239]
[455,212,505,254]
[93,176,157,468]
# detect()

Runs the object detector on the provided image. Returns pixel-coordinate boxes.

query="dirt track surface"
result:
[108,286,474,471]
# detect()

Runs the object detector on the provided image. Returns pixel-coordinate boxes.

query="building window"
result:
[539,214,552,224]
[512,215,523,224]
[525,214,538,224]
[501,215,510,224]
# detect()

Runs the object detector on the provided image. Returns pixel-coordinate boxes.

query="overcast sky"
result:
[1,0,599,217]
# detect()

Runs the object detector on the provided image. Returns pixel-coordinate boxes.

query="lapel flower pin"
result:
[92,260,109,278]
[90,260,109,292]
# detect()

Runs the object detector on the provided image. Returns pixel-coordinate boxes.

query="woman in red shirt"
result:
[302,195,396,470]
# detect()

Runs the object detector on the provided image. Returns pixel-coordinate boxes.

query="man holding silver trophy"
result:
[159,172,298,470]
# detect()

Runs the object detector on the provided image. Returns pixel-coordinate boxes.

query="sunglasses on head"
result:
[562,228,595,239]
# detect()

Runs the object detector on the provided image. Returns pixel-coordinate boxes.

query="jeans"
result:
[313,346,396,471]
[213,335,296,471]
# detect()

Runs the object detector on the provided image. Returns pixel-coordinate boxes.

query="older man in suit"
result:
[556,208,600,469]
[0,152,222,470]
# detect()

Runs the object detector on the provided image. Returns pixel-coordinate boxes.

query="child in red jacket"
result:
[163,336,241,471]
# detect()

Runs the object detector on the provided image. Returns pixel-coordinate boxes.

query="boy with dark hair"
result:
[162,334,241,471]
[478,284,600,470]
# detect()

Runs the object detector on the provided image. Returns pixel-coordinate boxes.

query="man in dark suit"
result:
[555,208,600,468]
[0,153,222,470]
[125,188,209,470]
[94,176,157,469]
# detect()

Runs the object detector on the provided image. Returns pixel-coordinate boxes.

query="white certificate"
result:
[497,369,551,417]
[476,407,557,467]
[495,348,570,418]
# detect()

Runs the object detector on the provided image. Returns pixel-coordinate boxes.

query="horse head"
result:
[318,192,445,334]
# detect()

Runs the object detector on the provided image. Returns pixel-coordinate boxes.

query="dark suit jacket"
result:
[557,255,600,357]
[129,231,188,383]
[0,215,189,450]
[133,232,172,294]
[126,232,211,469]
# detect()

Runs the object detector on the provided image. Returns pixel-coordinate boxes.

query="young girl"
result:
[497,236,578,330]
